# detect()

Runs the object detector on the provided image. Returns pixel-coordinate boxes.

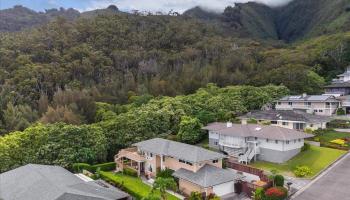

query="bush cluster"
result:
[264,187,288,200]
[123,167,138,177]
[156,168,174,179]
[72,162,116,173]
[274,175,284,187]
[301,143,311,152]
[294,166,312,177]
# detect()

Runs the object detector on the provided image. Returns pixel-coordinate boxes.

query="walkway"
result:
[292,152,350,200]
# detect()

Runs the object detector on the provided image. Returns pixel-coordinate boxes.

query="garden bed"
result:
[100,171,179,200]
[251,146,346,178]
[312,129,350,150]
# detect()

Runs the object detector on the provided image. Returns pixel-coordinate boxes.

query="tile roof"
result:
[173,164,242,187]
[0,164,130,200]
[279,95,338,102]
[239,110,330,123]
[133,138,226,163]
[202,123,313,141]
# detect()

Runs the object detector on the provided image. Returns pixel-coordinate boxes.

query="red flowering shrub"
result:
[265,187,288,200]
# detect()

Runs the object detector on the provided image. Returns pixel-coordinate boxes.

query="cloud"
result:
[82,0,294,13]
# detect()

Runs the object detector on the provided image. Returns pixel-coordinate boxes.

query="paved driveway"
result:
[292,152,350,200]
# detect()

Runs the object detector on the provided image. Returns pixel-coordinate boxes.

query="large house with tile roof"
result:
[203,122,313,164]
[275,94,340,116]
[239,110,330,130]
[115,138,242,197]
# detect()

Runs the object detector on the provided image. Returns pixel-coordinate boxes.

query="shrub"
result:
[72,162,116,173]
[253,187,265,200]
[274,175,284,187]
[330,139,346,146]
[301,143,310,152]
[248,118,258,124]
[156,168,174,179]
[188,192,202,200]
[304,128,313,134]
[327,120,350,128]
[265,187,288,200]
[336,108,346,116]
[123,167,138,177]
[72,163,94,173]
[93,162,116,171]
[294,166,312,177]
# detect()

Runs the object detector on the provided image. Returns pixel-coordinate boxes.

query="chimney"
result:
[226,122,233,128]
[302,93,307,98]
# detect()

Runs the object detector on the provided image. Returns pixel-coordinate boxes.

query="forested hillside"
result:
[1,1,350,172]
[0,84,288,172]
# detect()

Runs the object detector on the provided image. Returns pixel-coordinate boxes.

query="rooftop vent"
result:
[255,127,262,131]
[226,122,233,128]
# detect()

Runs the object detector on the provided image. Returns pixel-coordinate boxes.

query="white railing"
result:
[219,141,246,148]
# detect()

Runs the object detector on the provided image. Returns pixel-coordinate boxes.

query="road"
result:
[292,152,350,200]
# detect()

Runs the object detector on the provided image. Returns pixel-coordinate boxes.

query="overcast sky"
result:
[0,0,294,13]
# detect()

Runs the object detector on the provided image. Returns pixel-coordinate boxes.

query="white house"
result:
[275,94,340,116]
[202,122,313,164]
[239,110,330,131]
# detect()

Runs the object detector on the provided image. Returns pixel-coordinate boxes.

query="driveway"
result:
[292,152,350,200]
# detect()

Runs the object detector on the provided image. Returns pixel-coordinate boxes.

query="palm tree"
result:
[152,177,177,200]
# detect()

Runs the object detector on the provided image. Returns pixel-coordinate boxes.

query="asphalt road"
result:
[292,152,350,200]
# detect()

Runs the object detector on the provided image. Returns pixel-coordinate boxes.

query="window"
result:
[150,153,153,157]
[288,102,293,106]
[275,140,278,144]
[179,159,193,166]
[304,102,311,107]
[310,124,314,127]
[326,102,330,106]
[282,122,289,126]
[149,166,153,172]
[277,102,281,105]
[271,121,277,124]
[214,141,218,145]
[255,137,258,140]
[212,159,218,163]
[286,141,290,144]
[266,139,269,142]
[319,110,323,112]
[314,110,318,113]
[298,139,301,142]
[294,140,296,143]
[186,161,193,166]
[162,156,165,162]
[179,159,186,163]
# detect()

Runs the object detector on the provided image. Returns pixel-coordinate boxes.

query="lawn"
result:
[100,171,179,200]
[251,146,346,178]
[312,129,350,150]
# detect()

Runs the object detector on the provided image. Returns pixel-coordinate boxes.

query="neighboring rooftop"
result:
[325,81,350,88]
[239,110,331,123]
[133,138,226,163]
[0,164,130,200]
[278,94,338,102]
[173,164,243,187]
[202,123,313,141]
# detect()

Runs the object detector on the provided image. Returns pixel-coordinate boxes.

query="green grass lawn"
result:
[100,171,179,200]
[313,130,350,150]
[251,146,346,178]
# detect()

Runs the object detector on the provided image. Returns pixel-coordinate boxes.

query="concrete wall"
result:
[258,148,301,163]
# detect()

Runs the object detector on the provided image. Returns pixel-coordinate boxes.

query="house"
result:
[275,94,340,116]
[115,138,243,197]
[0,164,130,200]
[239,110,330,130]
[324,66,350,114]
[203,122,313,164]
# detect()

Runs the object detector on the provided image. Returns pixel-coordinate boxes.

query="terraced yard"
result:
[251,146,346,178]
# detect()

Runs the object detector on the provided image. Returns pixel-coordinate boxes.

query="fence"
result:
[226,160,269,181]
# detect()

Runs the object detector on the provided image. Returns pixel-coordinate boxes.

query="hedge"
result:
[73,162,116,173]
[123,167,138,177]
[100,171,143,200]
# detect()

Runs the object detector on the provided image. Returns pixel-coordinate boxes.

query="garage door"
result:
[213,181,235,196]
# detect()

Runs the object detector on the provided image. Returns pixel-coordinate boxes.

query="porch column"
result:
[160,155,164,170]
[137,162,141,176]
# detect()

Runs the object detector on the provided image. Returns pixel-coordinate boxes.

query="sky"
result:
[0,0,294,13]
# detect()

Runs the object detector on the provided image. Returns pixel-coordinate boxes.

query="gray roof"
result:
[202,123,313,141]
[278,95,338,102]
[325,81,350,88]
[0,164,130,200]
[173,164,242,187]
[133,138,226,163]
[239,110,331,123]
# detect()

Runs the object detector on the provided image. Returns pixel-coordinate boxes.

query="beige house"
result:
[275,94,340,116]
[115,138,242,197]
